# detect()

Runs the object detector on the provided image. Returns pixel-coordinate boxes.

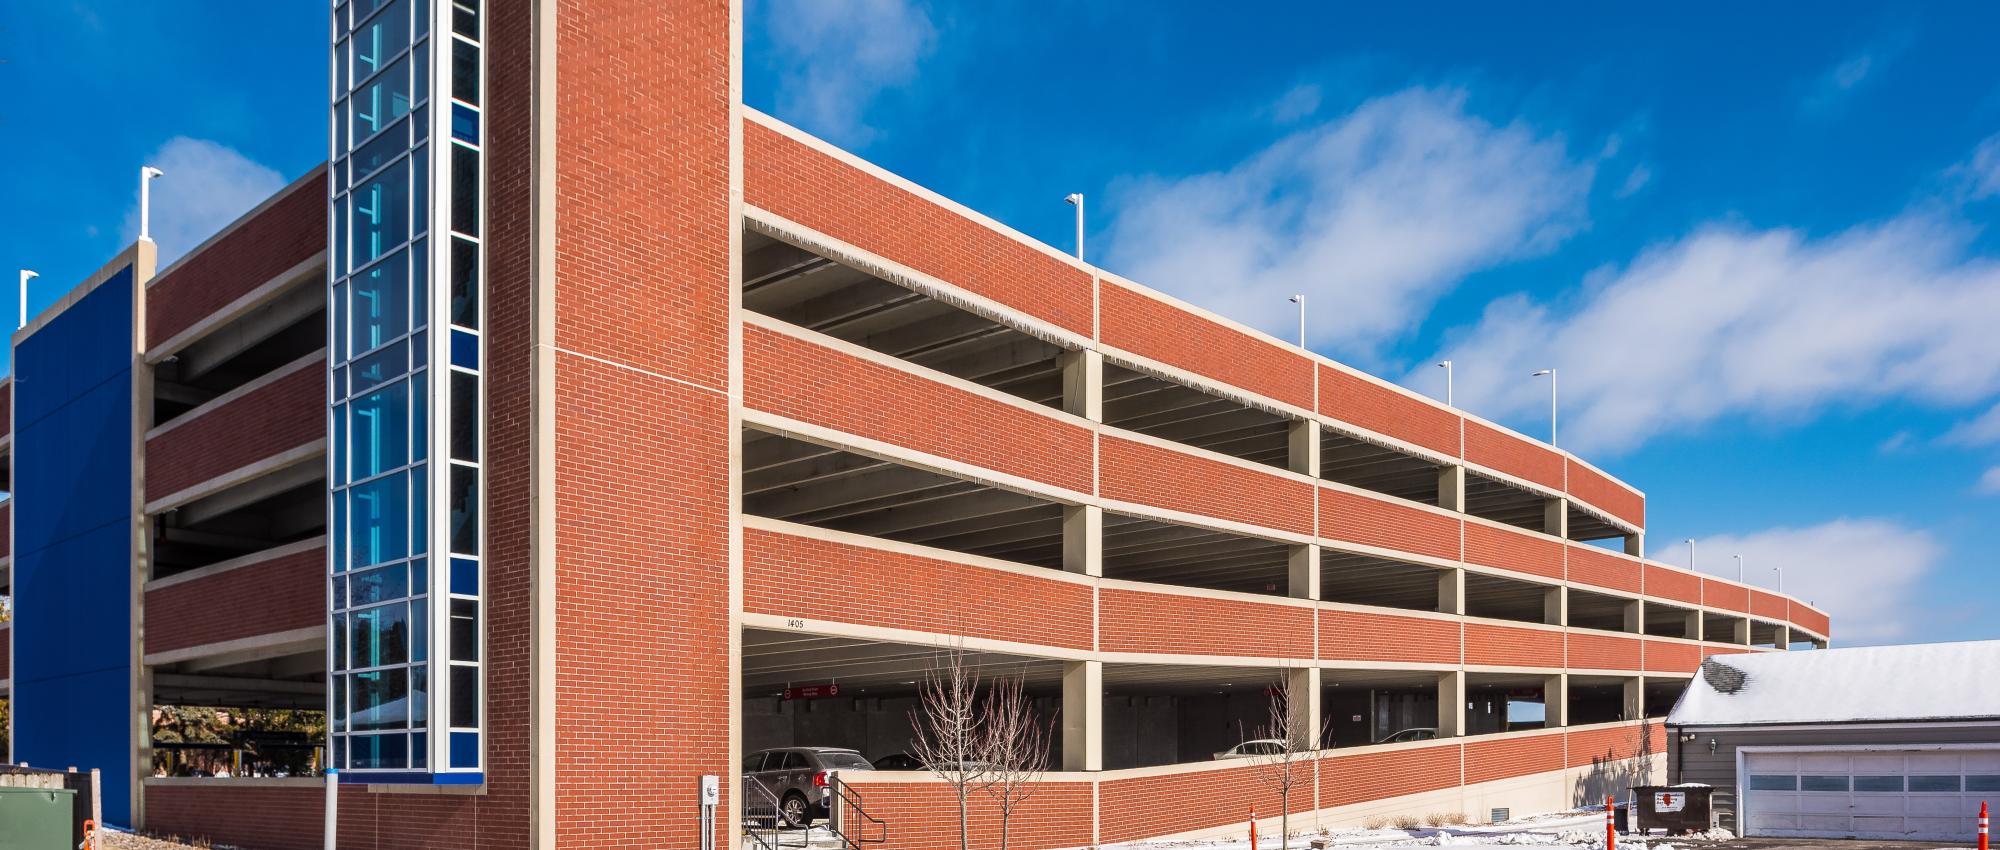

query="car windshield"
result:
[818,752,873,770]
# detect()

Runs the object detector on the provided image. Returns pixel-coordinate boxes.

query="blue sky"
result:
[5,2,1999,645]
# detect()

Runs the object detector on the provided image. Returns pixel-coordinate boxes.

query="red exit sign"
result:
[784,684,841,701]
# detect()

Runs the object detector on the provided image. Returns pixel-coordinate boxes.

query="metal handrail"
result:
[740,776,790,850]
[827,776,887,848]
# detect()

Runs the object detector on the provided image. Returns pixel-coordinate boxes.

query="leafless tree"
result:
[1245,674,1327,849]
[910,643,990,850]
[981,668,1056,850]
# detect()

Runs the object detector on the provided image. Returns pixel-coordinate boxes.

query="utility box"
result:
[0,787,78,850]
[1631,785,1714,835]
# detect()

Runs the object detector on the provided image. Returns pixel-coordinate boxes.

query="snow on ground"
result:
[1100,806,1726,850]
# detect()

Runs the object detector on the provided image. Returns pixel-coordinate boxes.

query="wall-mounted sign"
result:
[784,684,841,701]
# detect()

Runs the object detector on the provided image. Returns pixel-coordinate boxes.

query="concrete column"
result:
[1543,497,1569,538]
[1286,667,1323,751]
[1543,585,1567,627]
[1059,348,1103,421]
[1437,671,1466,738]
[1062,660,1103,771]
[1623,532,1644,557]
[1438,464,1467,512]
[1623,599,1644,634]
[1777,625,1792,650]
[1437,568,1465,615]
[1289,544,1320,601]
[1685,610,1704,642]
[1731,617,1751,646]
[1289,419,1321,477]
[1623,677,1644,722]
[1063,504,1103,577]
[1543,673,1569,728]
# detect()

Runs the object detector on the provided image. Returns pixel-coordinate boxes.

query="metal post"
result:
[1065,193,1085,261]
[1290,294,1306,348]
[139,166,164,242]
[18,269,37,329]
[1438,360,1453,406]
[324,768,338,850]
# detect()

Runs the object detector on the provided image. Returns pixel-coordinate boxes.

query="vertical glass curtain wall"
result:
[328,0,484,783]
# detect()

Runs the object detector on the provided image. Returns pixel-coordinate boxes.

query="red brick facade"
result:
[1099,588,1314,658]
[1464,522,1565,581]
[1568,545,1642,595]
[143,362,323,503]
[1464,623,1565,669]
[143,549,323,654]
[144,172,326,349]
[1465,421,1565,492]
[1099,435,1315,536]
[1464,733,1565,785]
[1318,365,1461,458]
[1321,609,1461,665]
[1099,281,1315,411]
[1566,632,1643,672]
[1320,486,1460,562]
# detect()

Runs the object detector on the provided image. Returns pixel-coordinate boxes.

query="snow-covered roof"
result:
[1668,641,2000,727]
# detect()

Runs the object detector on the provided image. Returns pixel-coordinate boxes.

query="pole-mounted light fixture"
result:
[1064,193,1084,261]
[140,166,165,242]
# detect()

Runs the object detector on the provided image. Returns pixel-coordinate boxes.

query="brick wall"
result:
[146,783,526,850]
[837,779,1096,850]
[743,322,1093,493]
[744,526,1093,651]
[1320,609,1460,665]
[744,119,1094,338]
[1790,604,1831,638]
[0,380,12,439]
[1098,281,1313,411]
[1464,733,1564,784]
[145,173,326,349]
[1317,365,1460,458]
[1464,421,1564,492]
[1099,588,1313,659]
[1567,545,1641,595]
[1320,743,1462,807]
[1464,624,1563,669]
[1565,722,1660,769]
[1566,632,1641,672]
[144,548,323,654]
[144,362,323,503]
[1750,590,1789,621]
[0,626,9,679]
[1101,763,1289,844]
[1700,579,1750,614]
[1642,565,1702,607]
[1643,641,1702,674]
[1320,487,1459,562]
[1566,460,1644,530]
[1464,523,1564,581]
[1099,435,1314,536]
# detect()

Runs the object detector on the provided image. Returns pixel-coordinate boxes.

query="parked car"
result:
[1376,727,1438,744]
[1214,739,1289,760]
[744,746,875,826]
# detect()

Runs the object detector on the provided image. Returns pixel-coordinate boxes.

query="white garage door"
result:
[1744,749,2000,841]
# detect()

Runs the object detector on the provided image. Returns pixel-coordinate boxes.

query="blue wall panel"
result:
[13,265,137,826]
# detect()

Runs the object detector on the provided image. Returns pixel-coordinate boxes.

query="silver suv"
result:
[744,746,875,826]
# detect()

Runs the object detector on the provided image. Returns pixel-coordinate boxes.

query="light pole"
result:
[18,269,38,330]
[1289,294,1305,348]
[1733,554,1744,583]
[1772,565,1783,594]
[1437,360,1454,406]
[1064,193,1084,261]
[140,165,165,242]
[1684,538,1696,573]
[1532,368,1558,446]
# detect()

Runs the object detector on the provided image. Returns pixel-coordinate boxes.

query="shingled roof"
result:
[1667,640,2000,727]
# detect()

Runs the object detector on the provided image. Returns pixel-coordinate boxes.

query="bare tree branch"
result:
[1246,674,1328,849]
[981,667,1056,850]
[909,642,991,850]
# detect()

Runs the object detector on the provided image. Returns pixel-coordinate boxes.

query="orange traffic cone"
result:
[1978,800,1989,850]
[1604,796,1616,850]
[1250,806,1259,849]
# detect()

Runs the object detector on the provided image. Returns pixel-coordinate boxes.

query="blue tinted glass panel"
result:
[351,122,408,183]
[351,250,410,354]
[350,157,410,266]
[448,463,477,555]
[449,598,477,662]
[412,598,429,662]
[351,0,409,82]
[349,380,410,481]
[449,237,478,328]
[450,329,478,370]
[349,471,410,568]
[450,731,478,769]
[412,666,429,725]
[411,731,427,769]
[349,732,408,770]
[352,55,413,144]
[349,339,407,396]
[349,603,410,668]
[351,667,410,730]
[349,563,409,607]
[451,102,479,144]
[449,666,478,727]
[450,370,477,460]
[450,556,478,596]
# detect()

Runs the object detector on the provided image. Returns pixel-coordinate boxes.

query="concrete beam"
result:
[1438,465,1466,513]
[1437,671,1466,738]
[1289,544,1320,601]
[1287,667,1322,751]
[1063,504,1102,577]
[1062,660,1103,771]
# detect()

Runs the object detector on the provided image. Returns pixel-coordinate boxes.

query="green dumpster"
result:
[0,787,77,850]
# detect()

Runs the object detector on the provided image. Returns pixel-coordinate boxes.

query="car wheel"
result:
[780,792,813,828]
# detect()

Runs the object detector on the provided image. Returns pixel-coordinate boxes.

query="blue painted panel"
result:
[12,265,136,827]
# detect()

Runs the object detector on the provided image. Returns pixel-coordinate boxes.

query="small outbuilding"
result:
[1666,640,2000,842]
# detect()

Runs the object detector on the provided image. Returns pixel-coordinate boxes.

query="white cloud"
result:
[1945,402,2000,447]
[1801,35,1910,115]
[1269,84,1323,124]
[1955,133,2000,200]
[1659,519,1943,645]
[1426,214,2000,454]
[124,137,285,266]
[1978,466,2000,495]
[1102,87,1594,355]
[1616,164,1653,198]
[765,0,936,148]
